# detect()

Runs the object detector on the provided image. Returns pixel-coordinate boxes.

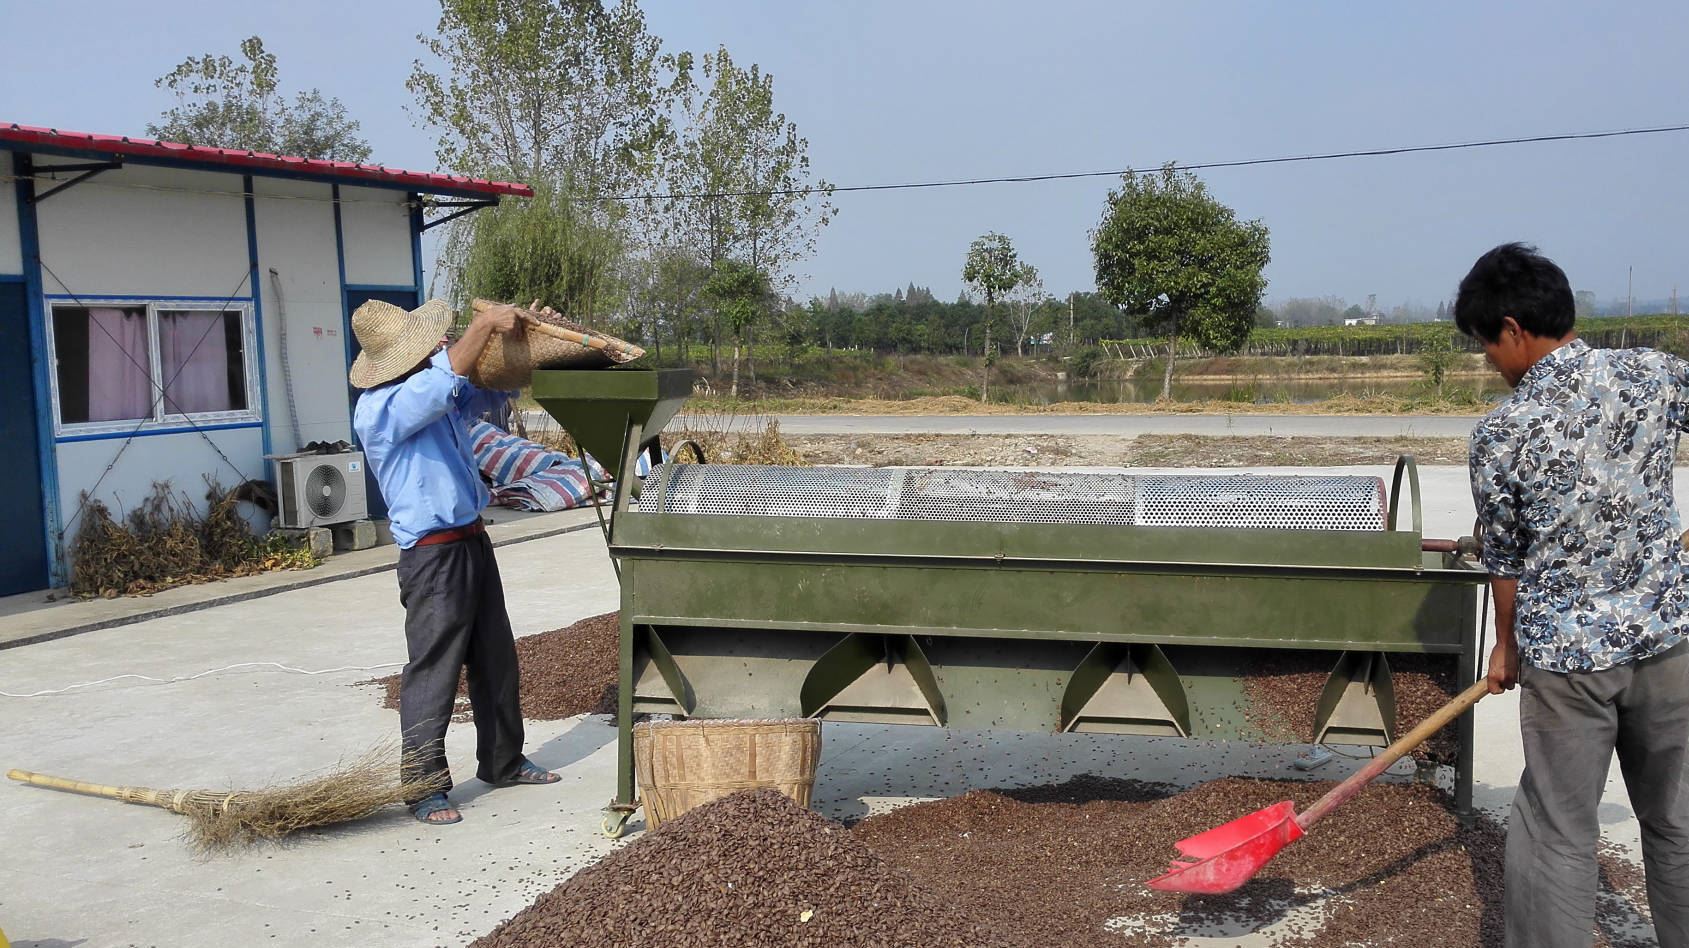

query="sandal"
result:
[410,793,462,825]
[495,758,560,787]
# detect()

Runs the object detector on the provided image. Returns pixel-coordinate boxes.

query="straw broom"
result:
[7,742,446,850]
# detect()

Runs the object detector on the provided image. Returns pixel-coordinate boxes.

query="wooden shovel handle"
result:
[1294,678,1490,830]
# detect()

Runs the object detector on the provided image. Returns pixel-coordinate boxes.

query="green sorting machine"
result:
[530,368,1492,838]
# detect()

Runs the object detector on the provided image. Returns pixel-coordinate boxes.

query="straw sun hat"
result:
[347,299,455,389]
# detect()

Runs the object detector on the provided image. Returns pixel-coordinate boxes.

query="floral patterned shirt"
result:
[1469,338,1689,673]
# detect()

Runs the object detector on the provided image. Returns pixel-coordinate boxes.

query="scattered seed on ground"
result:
[470,774,1654,947]
[470,788,1018,948]
[364,612,619,721]
[1239,650,1460,763]
[852,775,1652,948]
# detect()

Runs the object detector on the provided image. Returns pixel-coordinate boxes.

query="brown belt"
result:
[413,518,485,547]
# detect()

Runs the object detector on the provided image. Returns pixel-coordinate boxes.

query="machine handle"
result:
[671,439,708,464]
[1388,455,1423,535]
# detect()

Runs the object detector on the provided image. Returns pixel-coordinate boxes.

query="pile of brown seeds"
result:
[470,788,1021,948]
[853,775,1652,948]
[1239,650,1460,763]
[365,611,619,721]
[855,775,1502,947]
[473,775,1653,947]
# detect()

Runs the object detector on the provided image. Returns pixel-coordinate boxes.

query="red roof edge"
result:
[1,123,534,199]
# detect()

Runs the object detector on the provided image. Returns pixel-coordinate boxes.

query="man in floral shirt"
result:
[1460,243,1689,947]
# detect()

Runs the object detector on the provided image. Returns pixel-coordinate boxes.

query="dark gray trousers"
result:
[395,532,525,802]
[1506,640,1689,947]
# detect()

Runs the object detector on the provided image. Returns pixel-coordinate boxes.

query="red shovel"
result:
[1148,678,1491,894]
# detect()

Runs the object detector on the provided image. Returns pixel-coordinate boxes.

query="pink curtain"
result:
[159,310,234,415]
[86,307,152,422]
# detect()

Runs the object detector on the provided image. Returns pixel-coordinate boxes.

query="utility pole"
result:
[1068,292,1075,348]
[1628,266,1634,318]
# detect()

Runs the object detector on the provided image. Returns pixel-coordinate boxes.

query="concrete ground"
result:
[0,463,1663,947]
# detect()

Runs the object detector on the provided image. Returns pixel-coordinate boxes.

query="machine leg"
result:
[603,609,638,838]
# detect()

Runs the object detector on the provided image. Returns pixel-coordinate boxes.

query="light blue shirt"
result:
[353,350,507,549]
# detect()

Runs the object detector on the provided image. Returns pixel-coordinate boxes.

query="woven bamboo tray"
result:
[633,719,821,829]
[469,299,645,389]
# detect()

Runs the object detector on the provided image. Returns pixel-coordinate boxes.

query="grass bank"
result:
[684,391,1491,416]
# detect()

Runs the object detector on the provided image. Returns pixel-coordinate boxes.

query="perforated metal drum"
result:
[640,465,1388,531]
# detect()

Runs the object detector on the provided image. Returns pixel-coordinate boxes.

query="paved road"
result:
[523,410,1481,439]
[763,414,1479,438]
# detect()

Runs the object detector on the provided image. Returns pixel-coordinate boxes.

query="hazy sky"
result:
[4,1,1686,308]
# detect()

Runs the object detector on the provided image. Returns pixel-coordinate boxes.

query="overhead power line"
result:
[608,122,1689,202]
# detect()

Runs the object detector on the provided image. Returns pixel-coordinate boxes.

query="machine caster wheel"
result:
[602,811,633,839]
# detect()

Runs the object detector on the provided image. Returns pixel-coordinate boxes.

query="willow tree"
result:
[409,0,690,322]
[1092,164,1270,399]
[457,177,622,324]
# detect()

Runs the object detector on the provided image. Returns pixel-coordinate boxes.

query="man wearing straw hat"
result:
[349,298,560,826]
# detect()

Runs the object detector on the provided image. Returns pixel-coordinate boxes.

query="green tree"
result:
[150,36,371,161]
[1092,164,1271,399]
[961,232,1025,402]
[621,246,710,365]
[408,0,689,187]
[1004,262,1044,357]
[703,258,772,398]
[1419,323,1458,399]
[410,0,693,323]
[659,47,832,372]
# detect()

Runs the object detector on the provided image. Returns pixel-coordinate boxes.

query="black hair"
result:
[1452,242,1575,342]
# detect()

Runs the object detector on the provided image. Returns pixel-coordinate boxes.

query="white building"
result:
[1343,315,1381,327]
[0,123,531,596]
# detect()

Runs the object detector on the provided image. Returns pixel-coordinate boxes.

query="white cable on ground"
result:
[0,661,405,698]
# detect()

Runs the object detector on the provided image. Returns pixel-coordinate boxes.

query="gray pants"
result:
[1506,641,1689,947]
[395,532,525,802]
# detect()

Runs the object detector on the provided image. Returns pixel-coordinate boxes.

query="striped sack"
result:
[469,421,603,512]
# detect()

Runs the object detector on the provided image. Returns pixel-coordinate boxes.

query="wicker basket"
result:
[468,299,645,389]
[633,719,821,829]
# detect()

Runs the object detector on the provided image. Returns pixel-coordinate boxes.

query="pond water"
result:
[989,375,1501,405]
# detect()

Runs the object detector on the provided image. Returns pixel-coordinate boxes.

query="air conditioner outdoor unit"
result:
[274,451,369,528]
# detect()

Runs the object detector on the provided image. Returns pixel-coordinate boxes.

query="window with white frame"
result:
[49,301,258,433]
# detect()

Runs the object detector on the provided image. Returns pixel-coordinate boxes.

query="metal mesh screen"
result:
[642,465,1388,530]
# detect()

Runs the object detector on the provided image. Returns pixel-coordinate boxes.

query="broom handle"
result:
[7,768,173,809]
[1295,678,1490,831]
